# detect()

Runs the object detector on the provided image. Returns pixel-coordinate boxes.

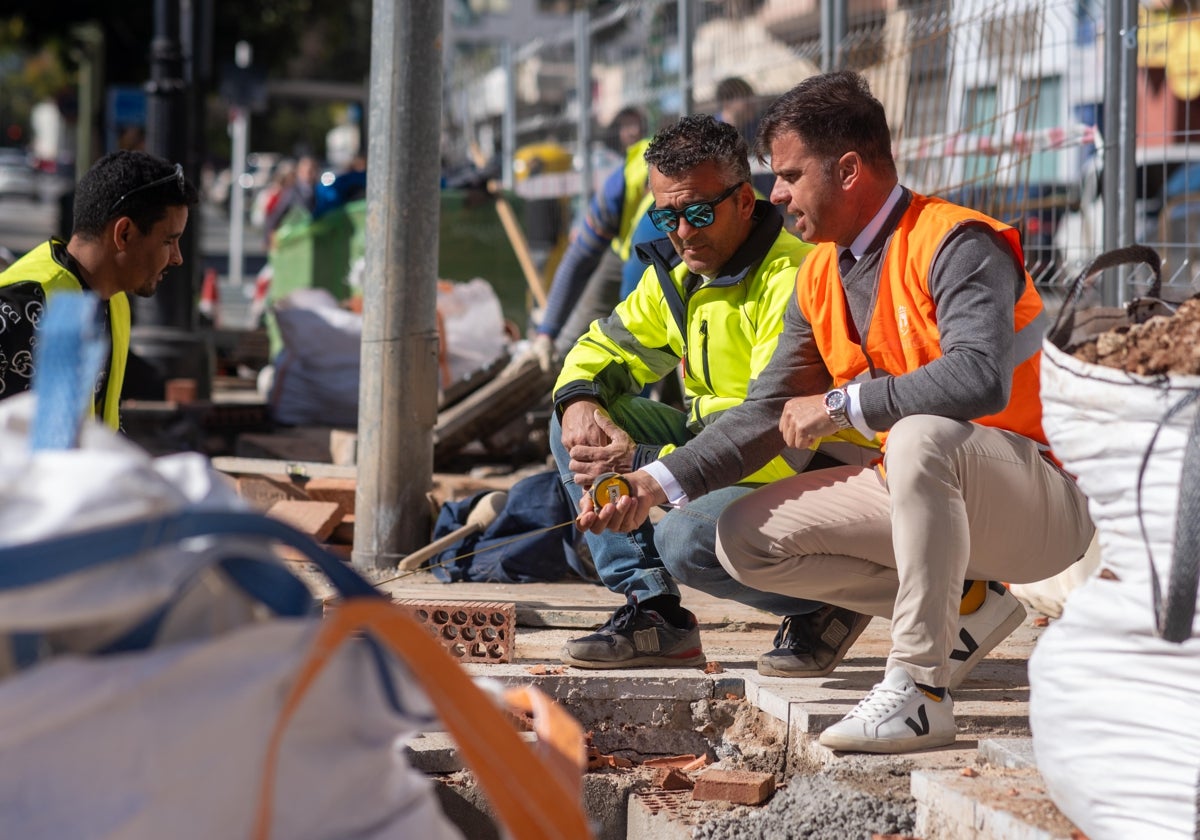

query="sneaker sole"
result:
[756,612,873,678]
[559,650,707,670]
[818,728,957,754]
[946,598,1026,690]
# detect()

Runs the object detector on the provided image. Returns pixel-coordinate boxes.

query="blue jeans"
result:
[550,395,821,616]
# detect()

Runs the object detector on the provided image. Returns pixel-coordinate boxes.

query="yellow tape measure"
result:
[589,472,632,508]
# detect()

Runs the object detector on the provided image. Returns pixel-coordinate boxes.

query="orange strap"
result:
[253,598,591,840]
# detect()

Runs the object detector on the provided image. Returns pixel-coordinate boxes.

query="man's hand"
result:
[575,469,668,534]
[565,408,637,487]
[779,394,837,449]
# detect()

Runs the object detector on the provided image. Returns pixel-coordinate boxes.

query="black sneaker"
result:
[757,605,872,678]
[560,602,706,669]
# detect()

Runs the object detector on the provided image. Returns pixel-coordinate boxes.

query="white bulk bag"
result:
[1029,247,1200,840]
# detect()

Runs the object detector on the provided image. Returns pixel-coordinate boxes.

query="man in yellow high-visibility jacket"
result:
[0,150,198,429]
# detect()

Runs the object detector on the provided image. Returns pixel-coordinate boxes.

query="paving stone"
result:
[266,499,343,543]
[305,476,357,515]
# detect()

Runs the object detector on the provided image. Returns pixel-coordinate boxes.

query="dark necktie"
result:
[839,248,856,278]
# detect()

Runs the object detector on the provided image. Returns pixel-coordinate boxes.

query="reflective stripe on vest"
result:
[0,241,129,430]
[796,193,1048,449]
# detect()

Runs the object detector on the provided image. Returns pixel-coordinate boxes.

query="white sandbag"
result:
[267,282,510,426]
[0,394,461,840]
[438,277,510,384]
[268,289,363,426]
[1029,338,1200,840]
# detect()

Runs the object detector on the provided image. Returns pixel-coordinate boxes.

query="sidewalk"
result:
[308,569,1082,839]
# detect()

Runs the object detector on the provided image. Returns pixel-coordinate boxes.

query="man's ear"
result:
[111,216,134,253]
[737,180,756,217]
[838,151,864,191]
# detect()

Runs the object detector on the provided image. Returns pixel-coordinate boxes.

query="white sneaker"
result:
[947,581,1027,690]
[819,668,956,754]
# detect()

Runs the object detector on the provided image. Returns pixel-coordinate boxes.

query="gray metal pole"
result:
[574,9,593,211]
[502,41,516,191]
[821,0,848,73]
[353,0,444,573]
[1102,0,1137,306]
[678,0,694,116]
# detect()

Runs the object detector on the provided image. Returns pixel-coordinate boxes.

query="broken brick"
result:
[652,768,694,791]
[692,769,775,805]
[960,767,979,777]
[642,754,701,770]
[703,661,724,674]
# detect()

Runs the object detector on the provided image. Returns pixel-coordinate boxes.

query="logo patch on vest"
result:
[897,305,910,336]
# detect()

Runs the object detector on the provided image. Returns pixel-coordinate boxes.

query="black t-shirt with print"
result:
[0,242,112,413]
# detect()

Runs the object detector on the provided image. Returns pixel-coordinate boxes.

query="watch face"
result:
[824,389,847,411]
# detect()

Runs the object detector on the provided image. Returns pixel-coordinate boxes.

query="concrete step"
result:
[912,739,1081,840]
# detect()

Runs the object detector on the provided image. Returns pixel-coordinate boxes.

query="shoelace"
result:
[845,680,910,721]
[607,602,642,632]
[773,613,816,653]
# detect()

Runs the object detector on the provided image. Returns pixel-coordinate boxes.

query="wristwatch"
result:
[823,387,853,430]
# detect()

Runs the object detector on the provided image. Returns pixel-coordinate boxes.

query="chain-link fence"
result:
[444,0,1200,301]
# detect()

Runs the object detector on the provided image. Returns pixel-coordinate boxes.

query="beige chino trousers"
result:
[716,414,1095,687]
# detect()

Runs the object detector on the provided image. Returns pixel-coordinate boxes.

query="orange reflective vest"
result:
[795,193,1048,449]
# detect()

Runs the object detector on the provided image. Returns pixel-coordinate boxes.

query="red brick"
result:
[393,599,515,663]
[691,769,775,805]
[305,477,357,515]
[267,500,342,543]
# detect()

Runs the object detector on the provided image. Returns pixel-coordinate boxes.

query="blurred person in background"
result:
[265,154,318,241]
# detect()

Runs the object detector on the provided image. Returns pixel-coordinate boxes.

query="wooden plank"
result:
[433,353,556,459]
[212,456,358,481]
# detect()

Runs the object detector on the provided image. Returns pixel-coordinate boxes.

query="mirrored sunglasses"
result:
[648,182,743,233]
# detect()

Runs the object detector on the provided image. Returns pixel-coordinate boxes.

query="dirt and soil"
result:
[1071,295,1200,375]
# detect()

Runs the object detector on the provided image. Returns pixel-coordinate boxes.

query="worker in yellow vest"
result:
[0,150,198,429]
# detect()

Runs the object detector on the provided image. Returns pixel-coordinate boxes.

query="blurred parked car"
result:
[0,148,40,201]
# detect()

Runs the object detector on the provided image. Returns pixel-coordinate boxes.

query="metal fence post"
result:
[1103,0,1138,306]
[678,0,694,116]
[574,9,593,211]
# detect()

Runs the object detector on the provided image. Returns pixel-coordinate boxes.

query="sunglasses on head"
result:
[108,163,185,217]
[648,182,743,233]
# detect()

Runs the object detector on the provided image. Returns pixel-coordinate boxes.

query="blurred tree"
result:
[4,0,371,159]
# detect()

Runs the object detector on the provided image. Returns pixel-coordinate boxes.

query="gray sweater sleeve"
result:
[656,293,831,499]
[855,224,1025,430]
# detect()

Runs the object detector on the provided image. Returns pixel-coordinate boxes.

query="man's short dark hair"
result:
[755,71,897,177]
[716,76,755,104]
[644,114,752,185]
[72,150,199,238]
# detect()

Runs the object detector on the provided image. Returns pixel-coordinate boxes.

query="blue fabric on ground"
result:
[428,470,593,583]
